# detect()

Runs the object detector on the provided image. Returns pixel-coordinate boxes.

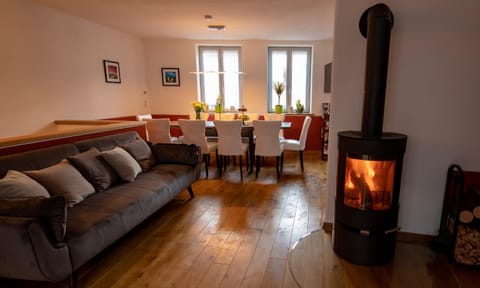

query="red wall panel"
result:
[284,115,323,150]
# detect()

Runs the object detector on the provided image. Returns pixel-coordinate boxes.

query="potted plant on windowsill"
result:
[274,82,285,114]
[296,100,304,113]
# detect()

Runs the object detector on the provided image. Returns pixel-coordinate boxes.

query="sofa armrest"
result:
[0,216,71,282]
[151,143,201,166]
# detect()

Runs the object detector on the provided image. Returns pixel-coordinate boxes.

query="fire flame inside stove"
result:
[344,157,396,210]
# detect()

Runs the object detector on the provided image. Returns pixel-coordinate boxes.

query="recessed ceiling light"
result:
[204,15,213,21]
[208,25,225,31]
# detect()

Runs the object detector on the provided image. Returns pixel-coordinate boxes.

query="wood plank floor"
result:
[2,151,479,287]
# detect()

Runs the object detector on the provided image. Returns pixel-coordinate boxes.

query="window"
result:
[268,46,312,113]
[197,46,242,110]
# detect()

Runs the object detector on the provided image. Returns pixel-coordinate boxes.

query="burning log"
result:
[349,171,373,210]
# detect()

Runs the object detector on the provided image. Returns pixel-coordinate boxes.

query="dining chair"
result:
[253,120,284,179]
[136,114,153,121]
[264,113,286,140]
[214,120,249,181]
[137,114,160,142]
[144,118,178,144]
[283,116,312,172]
[178,119,218,178]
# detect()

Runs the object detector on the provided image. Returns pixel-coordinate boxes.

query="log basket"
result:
[432,164,480,266]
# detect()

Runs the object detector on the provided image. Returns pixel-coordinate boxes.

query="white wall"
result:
[144,39,333,115]
[326,0,480,235]
[0,0,148,138]
[0,1,332,138]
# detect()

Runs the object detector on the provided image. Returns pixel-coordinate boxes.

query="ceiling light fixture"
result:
[207,25,225,31]
[204,15,213,21]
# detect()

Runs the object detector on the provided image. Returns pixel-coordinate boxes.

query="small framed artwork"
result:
[103,60,121,83]
[162,68,180,86]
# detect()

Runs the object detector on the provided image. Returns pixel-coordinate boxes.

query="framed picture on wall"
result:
[162,68,180,86]
[103,60,121,83]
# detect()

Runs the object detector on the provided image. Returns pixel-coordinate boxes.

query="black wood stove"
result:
[333,3,407,265]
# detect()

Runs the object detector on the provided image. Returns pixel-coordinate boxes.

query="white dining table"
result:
[170,120,291,173]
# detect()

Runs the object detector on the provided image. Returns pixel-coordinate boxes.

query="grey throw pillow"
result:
[101,147,142,182]
[25,160,95,207]
[121,139,157,172]
[0,170,50,199]
[68,148,118,192]
[0,196,67,244]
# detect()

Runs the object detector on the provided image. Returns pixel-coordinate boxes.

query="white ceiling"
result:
[32,0,335,41]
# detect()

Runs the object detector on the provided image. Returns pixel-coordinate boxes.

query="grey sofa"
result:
[0,131,201,285]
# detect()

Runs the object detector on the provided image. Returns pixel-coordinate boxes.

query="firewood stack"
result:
[454,185,480,265]
[454,224,480,265]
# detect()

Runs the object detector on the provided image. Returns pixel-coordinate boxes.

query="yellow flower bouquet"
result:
[192,101,206,112]
[192,101,206,119]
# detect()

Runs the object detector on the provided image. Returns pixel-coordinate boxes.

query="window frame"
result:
[267,46,313,113]
[197,45,243,110]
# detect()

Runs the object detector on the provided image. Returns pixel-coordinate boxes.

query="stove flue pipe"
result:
[359,3,394,137]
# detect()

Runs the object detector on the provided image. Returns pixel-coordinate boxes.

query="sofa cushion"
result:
[152,143,200,167]
[0,170,50,199]
[65,167,188,270]
[101,147,142,182]
[65,184,163,269]
[0,196,67,243]
[68,148,118,192]
[0,144,79,178]
[121,138,157,172]
[131,164,198,199]
[25,160,95,207]
[74,131,139,152]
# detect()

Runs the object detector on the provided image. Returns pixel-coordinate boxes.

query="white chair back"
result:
[136,114,153,121]
[178,119,209,154]
[264,113,285,138]
[145,118,174,143]
[214,120,244,156]
[298,116,312,150]
[253,120,284,157]
[136,114,153,141]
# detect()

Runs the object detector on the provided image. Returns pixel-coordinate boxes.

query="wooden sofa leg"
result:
[69,271,78,288]
[187,186,195,199]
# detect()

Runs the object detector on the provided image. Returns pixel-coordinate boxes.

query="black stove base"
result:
[333,221,397,265]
